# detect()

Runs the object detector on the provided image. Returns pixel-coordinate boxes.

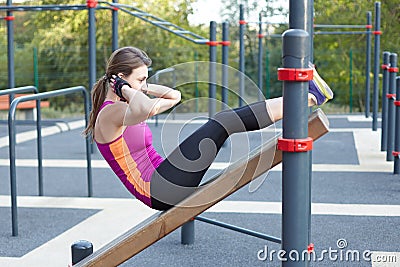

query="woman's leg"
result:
[150,100,277,210]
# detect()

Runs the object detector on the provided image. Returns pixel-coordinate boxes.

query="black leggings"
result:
[150,101,273,210]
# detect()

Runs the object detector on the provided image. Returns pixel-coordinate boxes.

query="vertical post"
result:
[239,4,245,107]
[386,53,398,162]
[8,102,18,236]
[394,77,400,174]
[33,47,39,88]
[372,2,381,131]
[71,240,93,265]
[181,219,195,245]
[280,30,311,267]
[257,12,264,101]
[381,52,391,151]
[349,49,353,113]
[365,11,372,117]
[6,0,15,104]
[112,0,119,51]
[265,44,270,99]
[87,0,97,96]
[221,22,229,109]
[208,21,217,118]
[194,51,199,113]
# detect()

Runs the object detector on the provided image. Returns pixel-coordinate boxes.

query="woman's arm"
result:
[121,85,181,125]
[146,83,181,100]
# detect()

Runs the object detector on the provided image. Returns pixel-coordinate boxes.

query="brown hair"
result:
[82,47,152,139]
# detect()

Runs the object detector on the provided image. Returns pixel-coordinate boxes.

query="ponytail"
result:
[82,76,108,139]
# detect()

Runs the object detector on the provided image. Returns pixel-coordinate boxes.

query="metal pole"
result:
[88,0,96,94]
[181,219,195,245]
[239,4,245,107]
[6,0,15,91]
[349,49,353,113]
[208,21,217,118]
[257,12,264,101]
[394,77,400,174]
[71,240,93,265]
[372,2,381,131]
[112,0,118,51]
[365,11,372,117]
[33,47,39,88]
[281,29,311,267]
[281,1,312,266]
[221,21,229,109]
[386,53,397,162]
[381,52,391,151]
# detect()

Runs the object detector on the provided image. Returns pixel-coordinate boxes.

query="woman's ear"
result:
[117,73,124,78]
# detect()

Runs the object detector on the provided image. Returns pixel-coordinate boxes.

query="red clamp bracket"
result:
[219,41,231,46]
[257,34,265,38]
[278,68,313,81]
[239,20,247,25]
[4,16,15,21]
[389,67,399,73]
[387,93,396,99]
[366,25,373,29]
[381,64,390,70]
[373,30,382,35]
[277,137,313,152]
[87,0,98,8]
[394,100,400,106]
[206,41,219,46]
[112,6,119,11]
[392,151,400,157]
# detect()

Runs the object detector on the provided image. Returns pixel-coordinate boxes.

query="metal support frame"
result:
[394,76,400,174]
[195,216,281,244]
[372,2,381,131]
[365,12,372,117]
[238,4,245,107]
[8,86,91,236]
[381,52,391,151]
[208,21,217,118]
[282,1,313,266]
[257,12,264,101]
[386,53,398,162]
[221,22,229,109]
[111,0,118,51]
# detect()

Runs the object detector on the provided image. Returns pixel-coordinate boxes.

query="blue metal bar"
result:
[208,21,217,118]
[394,77,400,174]
[98,1,208,44]
[238,4,245,107]
[221,22,229,109]
[365,12,372,118]
[0,5,87,11]
[372,2,381,131]
[195,216,281,244]
[111,0,118,51]
[8,86,91,236]
[314,24,368,29]
[381,52,391,151]
[257,12,264,101]
[6,0,15,91]
[386,53,397,162]
[314,31,370,35]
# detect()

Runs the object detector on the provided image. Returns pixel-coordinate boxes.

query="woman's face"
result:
[121,64,148,91]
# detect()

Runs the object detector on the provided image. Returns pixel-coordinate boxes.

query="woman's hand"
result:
[109,75,131,102]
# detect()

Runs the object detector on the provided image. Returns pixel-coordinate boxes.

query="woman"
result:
[83,46,333,211]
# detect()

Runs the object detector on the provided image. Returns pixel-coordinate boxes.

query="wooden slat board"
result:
[76,109,329,267]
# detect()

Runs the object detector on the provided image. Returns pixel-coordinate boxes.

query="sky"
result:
[188,0,289,26]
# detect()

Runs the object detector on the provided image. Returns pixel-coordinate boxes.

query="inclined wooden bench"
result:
[75,109,330,267]
[0,94,50,119]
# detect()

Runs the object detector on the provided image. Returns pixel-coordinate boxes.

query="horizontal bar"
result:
[0,5,86,11]
[0,86,38,96]
[195,216,281,244]
[314,31,370,35]
[314,24,369,29]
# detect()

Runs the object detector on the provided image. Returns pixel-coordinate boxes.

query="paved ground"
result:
[0,111,399,267]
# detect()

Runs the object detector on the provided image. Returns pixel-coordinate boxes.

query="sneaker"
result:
[308,63,334,105]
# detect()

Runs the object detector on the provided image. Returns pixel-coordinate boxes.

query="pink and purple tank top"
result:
[95,101,164,207]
